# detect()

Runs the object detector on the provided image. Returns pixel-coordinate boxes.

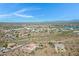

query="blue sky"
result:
[0,3,79,22]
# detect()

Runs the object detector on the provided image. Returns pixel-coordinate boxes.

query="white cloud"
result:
[12,8,40,18]
[14,13,33,18]
[0,14,12,18]
[14,8,41,13]
[27,8,41,11]
[0,13,33,18]
[15,9,27,13]
[0,8,41,18]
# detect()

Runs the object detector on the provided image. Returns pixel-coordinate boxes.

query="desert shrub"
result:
[48,42,53,46]
[38,43,44,49]
[0,40,8,48]
[27,33,31,38]
[3,42,8,48]
[48,42,54,48]
[16,33,19,38]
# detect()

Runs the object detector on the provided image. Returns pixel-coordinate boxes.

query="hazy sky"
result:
[0,3,79,22]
